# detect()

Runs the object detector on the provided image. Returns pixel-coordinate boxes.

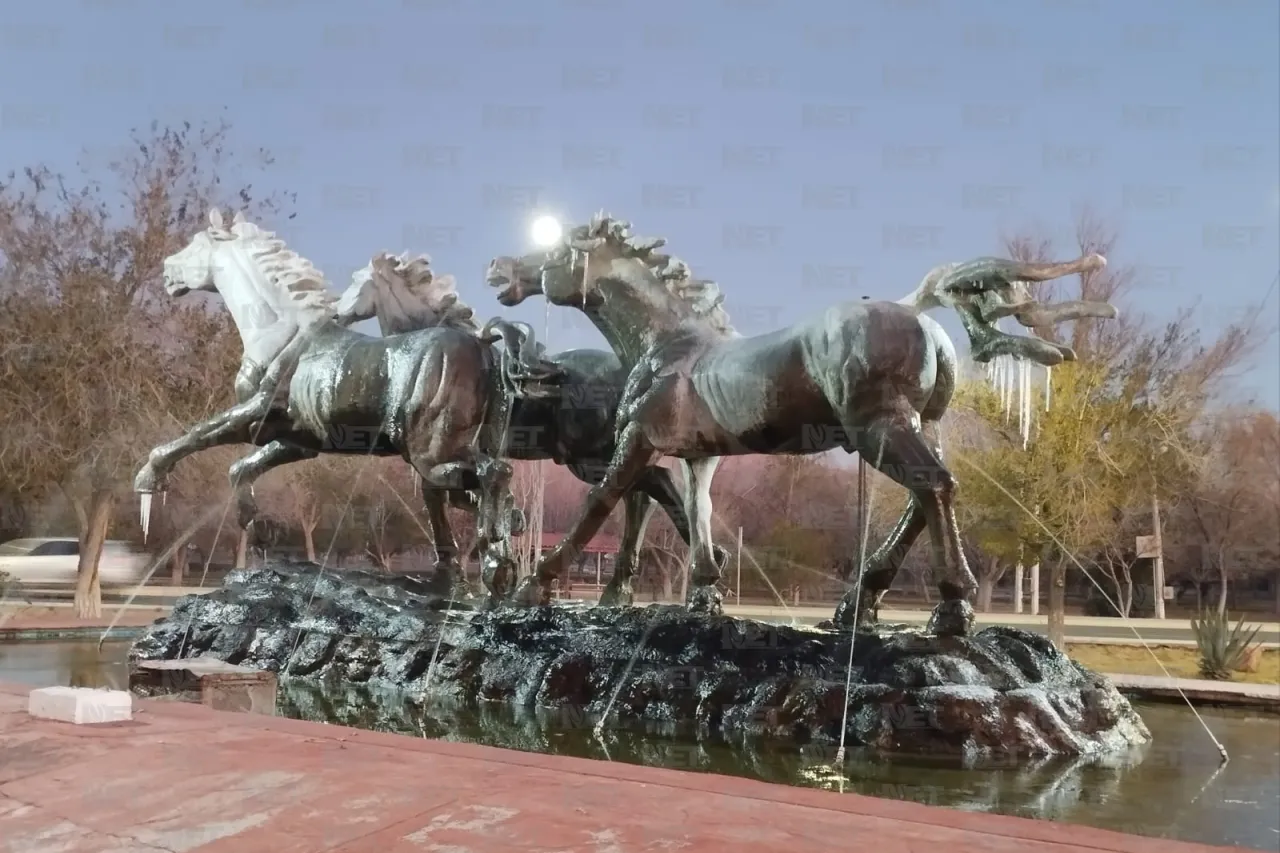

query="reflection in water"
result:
[3,641,1277,849]
[0,639,129,690]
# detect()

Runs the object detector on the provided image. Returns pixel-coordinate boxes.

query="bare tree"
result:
[1182,409,1280,614]
[0,120,293,616]
[271,456,366,563]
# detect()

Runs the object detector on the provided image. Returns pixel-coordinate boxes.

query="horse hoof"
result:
[927,599,975,637]
[686,585,723,616]
[134,468,163,494]
[597,584,634,608]
[509,577,550,608]
[831,584,883,630]
[831,596,859,630]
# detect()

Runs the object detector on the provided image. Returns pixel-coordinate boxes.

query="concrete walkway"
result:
[1108,673,1280,710]
[0,681,1258,853]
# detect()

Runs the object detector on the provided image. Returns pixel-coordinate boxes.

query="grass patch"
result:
[1067,643,1280,686]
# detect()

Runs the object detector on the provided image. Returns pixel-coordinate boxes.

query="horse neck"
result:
[896,267,950,312]
[213,244,306,365]
[587,260,713,364]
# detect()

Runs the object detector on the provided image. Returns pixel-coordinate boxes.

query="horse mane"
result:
[573,212,735,334]
[383,252,478,333]
[219,219,337,319]
[897,262,957,312]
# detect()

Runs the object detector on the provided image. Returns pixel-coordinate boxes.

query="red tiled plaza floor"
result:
[0,682,1258,853]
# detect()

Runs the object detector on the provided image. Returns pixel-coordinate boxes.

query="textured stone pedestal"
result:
[130,561,1150,759]
[130,657,277,715]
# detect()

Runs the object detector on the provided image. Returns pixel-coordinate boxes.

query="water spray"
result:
[834,438,886,770]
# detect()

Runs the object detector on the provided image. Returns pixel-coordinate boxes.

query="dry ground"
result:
[1068,643,1280,685]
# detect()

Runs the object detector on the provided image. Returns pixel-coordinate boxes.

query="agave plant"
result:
[1190,608,1263,680]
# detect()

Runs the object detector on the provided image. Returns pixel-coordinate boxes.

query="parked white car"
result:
[0,537,151,586]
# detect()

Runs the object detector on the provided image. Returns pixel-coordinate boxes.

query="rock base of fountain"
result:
[129,561,1150,760]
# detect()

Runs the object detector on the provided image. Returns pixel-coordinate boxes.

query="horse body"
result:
[487,213,1111,633]
[333,257,706,605]
[286,320,491,462]
[632,303,954,458]
[135,211,552,598]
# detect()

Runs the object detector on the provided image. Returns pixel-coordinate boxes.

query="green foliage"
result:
[1190,608,1262,680]
[756,519,839,594]
[951,361,1126,565]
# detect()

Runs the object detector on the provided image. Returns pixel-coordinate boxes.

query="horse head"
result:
[163,208,245,296]
[905,254,1119,366]
[163,208,336,365]
[337,251,477,336]
[486,212,734,362]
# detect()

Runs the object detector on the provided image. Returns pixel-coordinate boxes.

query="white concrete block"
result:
[28,686,132,724]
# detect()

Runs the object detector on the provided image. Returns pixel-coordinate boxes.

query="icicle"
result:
[1000,358,1008,419]
[1021,360,1031,449]
[1005,357,1014,420]
[1044,364,1052,412]
[1026,361,1032,444]
[1016,360,1022,444]
[140,492,152,543]
[1018,360,1026,447]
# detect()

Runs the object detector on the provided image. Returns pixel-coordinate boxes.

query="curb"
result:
[0,626,148,643]
[1110,679,1280,713]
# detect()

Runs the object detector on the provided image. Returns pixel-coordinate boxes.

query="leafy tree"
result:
[951,209,1271,641]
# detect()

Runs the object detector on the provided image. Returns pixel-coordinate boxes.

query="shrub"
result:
[1190,608,1262,680]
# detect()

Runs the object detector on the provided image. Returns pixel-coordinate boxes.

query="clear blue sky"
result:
[3,0,1278,406]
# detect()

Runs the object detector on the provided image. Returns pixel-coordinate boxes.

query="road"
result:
[722,604,1280,645]
[9,585,1279,646]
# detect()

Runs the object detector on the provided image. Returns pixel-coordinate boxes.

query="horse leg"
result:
[228,441,319,554]
[599,489,654,607]
[635,465,730,571]
[681,456,724,615]
[135,417,256,496]
[419,478,473,600]
[852,411,977,636]
[833,495,927,628]
[511,423,658,607]
[474,457,520,607]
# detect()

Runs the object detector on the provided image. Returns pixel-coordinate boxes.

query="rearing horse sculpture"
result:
[133,209,560,595]
[331,249,722,605]
[487,214,1115,635]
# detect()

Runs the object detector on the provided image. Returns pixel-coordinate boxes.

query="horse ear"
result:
[208,208,224,229]
[232,210,246,225]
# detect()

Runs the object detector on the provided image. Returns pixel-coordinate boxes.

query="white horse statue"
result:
[134,209,559,595]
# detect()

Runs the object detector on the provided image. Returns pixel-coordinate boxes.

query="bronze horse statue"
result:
[487,214,1115,635]
[330,250,722,604]
[133,210,560,597]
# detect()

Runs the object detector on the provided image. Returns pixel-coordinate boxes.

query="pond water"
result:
[2,640,1277,850]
